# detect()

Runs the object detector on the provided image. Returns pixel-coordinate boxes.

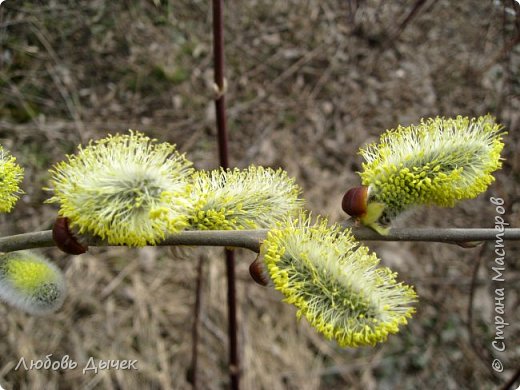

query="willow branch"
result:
[1,227,519,254]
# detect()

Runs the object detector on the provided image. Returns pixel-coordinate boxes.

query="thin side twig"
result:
[392,0,428,39]
[499,365,520,390]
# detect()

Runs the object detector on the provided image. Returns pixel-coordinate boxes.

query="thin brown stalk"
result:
[211,0,240,388]
[392,0,429,39]
[188,255,205,389]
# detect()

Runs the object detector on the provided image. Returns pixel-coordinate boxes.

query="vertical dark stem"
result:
[224,249,239,389]
[213,0,230,169]
[211,1,240,389]
[189,255,205,389]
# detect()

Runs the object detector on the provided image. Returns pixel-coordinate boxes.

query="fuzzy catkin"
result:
[0,146,24,213]
[261,213,417,347]
[188,166,304,230]
[0,251,66,315]
[358,115,505,230]
[47,131,193,246]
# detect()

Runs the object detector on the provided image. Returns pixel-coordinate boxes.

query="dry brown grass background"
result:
[0,1,519,389]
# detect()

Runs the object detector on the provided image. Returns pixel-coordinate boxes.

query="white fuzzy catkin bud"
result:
[0,251,66,315]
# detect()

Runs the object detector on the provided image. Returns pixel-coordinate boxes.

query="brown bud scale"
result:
[249,256,269,286]
[342,186,369,218]
[53,217,88,255]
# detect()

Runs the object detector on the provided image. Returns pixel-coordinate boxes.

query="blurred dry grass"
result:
[0,1,519,389]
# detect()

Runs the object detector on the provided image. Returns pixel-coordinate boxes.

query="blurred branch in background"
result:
[187,254,206,390]
[1,227,519,254]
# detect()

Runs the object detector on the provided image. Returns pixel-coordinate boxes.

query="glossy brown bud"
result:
[52,217,88,255]
[249,255,269,286]
[342,186,369,217]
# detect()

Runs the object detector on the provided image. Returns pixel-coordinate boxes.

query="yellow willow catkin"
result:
[358,115,505,234]
[0,145,24,213]
[260,212,417,347]
[0,251,66,315]
[47,131,193,246]
[188,166,304,230]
